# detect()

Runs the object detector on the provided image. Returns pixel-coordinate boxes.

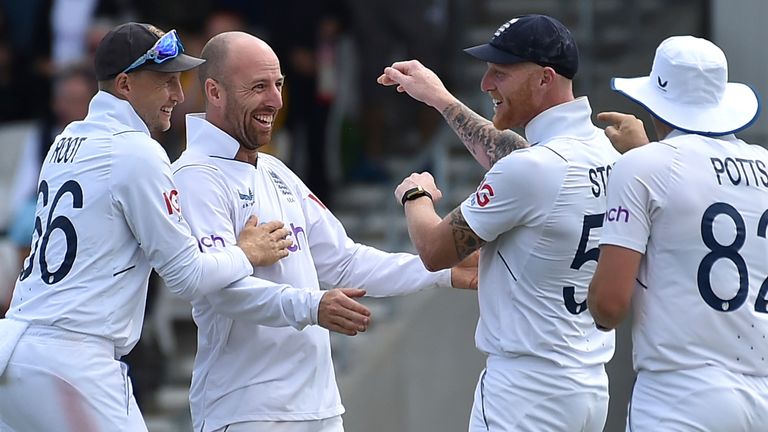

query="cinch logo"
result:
[475,183,495,207]
[606,206,630,223]
[198,234,226,251]
[287,223,306,252]
[163,189,181,215]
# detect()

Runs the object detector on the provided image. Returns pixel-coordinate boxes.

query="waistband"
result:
[487,354,607,374]
[21,323,115,354]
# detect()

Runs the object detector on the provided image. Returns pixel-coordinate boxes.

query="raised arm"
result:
[378,59,529,170]
[441,100,529,169]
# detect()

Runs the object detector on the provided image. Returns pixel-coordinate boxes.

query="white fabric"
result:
[600,131,768,375]
[469,356,608,432]
[0,325,147,431]
[628,367,768,431]
[0,319,29,375]
[612,36,759,136]
[212,416,343,432]
[174,114,451,432]
[460,97,617,369]
[4,91,253,358]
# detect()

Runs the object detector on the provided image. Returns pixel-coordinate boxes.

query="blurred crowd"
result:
[0,0,454,415]
[0,0,454,204]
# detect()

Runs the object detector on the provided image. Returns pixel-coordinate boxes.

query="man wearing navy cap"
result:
[379,14,619,431]
[590,35,768,431]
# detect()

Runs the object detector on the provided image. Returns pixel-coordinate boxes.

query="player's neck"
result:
[235,147,258,165]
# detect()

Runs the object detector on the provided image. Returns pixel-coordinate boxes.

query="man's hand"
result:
[597,111,650,154]
[450,251,479,290]
[237,216,293,267]
[318,288,371,336]
[377,60,457,112]
[394,172,443,206]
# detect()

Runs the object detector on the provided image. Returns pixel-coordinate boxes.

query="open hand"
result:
[237,216,293,267]
[318,288,371,336]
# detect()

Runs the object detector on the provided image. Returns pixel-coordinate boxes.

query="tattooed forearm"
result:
[441,101,529,169]
[449,208,486,260]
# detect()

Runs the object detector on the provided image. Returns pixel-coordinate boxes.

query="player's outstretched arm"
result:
[441,101,529,170]
[237,216,293,267]
[378,59,529,170]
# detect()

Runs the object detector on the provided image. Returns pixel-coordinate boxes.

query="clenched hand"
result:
[377,60,457,112]
[237,216,293,267]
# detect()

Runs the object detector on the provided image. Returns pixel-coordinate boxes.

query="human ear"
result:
[114,73,131,98]
[540,67,556,86]
[205,78,224,107]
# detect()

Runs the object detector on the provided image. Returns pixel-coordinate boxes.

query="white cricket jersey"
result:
[173,114,451,431]
[461,97,618,368]
[601,130,768,375]
[5,91,253,357]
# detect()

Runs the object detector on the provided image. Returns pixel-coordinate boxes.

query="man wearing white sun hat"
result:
[589,35,768,431]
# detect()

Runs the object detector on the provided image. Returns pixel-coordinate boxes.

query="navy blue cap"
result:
[464,15,579,79]
[94,22,204,80]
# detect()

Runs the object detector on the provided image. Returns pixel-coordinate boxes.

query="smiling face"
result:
[123,69,184,133]
[212,37,284,152]
[480,62,547,130]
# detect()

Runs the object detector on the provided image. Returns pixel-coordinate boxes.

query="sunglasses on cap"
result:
[122,29,184,74]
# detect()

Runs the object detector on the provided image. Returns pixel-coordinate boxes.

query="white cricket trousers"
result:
[212,415,344,432]
[627,367,768,431]
[0,324,147,431]
[469,355,609,432]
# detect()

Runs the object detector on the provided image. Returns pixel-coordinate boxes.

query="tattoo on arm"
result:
[441,101,530,168]
[449,208,486,260]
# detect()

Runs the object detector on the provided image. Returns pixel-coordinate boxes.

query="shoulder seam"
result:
[541,145,568,162]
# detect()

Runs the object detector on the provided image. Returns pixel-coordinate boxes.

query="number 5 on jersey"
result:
[563,213,604,315]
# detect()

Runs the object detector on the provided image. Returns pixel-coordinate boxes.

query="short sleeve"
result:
[460,149,566,242]
[600,144,671,253]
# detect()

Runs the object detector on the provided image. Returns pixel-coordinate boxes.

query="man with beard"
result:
[171,31,477,432]
[0,22,335,431]
[378,15,619,431]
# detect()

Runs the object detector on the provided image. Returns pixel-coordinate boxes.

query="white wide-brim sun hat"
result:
[612,35,761,136]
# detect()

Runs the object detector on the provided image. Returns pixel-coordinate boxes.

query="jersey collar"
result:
[185,113,242,160]
[665,128,738,142]
[524,96,596,145]
[87,91,151,135]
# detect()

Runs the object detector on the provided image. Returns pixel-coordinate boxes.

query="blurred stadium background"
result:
[0,0,765,430]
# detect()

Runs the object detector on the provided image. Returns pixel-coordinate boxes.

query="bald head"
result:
[198,32,275,89]
[198,31,284,154]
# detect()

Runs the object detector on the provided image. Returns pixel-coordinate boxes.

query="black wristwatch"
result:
[400,185,433,206]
